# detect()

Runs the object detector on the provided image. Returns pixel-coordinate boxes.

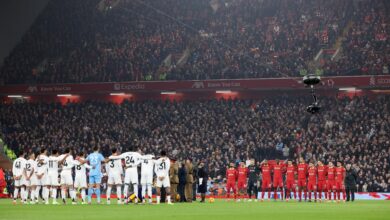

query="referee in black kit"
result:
[345,164,358,202]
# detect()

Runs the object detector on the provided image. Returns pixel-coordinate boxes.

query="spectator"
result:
[282,145,290,159]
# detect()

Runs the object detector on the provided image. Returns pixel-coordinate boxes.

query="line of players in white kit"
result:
[12,147,173,205]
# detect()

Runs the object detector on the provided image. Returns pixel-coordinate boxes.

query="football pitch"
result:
[0,199,389,220]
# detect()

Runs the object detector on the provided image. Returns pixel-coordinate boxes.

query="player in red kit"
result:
[297,157,308,202]
[335,161,346,203]
[272,159,284,201]
[317,161,328,202]
[237,162,248,201]
[285,160,297,201]
[260,160,272,201]
[307,161,317,202]
[327,162,336,202]
[226,162,238,201]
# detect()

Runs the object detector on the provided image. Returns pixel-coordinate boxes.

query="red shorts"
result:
[237,180,247,189]
[273,178,283,188]
[262,179,272,189]
[298,179,307,187]
[317,180,326,191]
[327,180,336,190]
[335,181,345,190]
[226,182,236,191]
[285,180,295,189]
[307,181,317,191]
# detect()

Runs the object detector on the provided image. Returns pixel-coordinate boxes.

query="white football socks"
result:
[116,186,121,202]
[107,186,112,201]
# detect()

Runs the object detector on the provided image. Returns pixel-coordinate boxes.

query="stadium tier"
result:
[1,96,389,193]
[0,0,388,84]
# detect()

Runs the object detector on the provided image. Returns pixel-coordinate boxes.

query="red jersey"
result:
[335,166,345,183]
[317,165,327,181]
[327,166,335,181]
[286,165,296,181]
[308,166,317,183]
[297,163,308,180]
[226,168,238,183]
[272,164,283,180]
[238,167,248,181]
[261,164,271,180]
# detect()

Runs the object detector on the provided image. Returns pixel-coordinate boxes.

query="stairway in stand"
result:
[332,20,354,50]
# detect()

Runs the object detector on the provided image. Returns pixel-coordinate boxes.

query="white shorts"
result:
[74,176,88,188]
[141,173,153,185]
[124,168,138,185]
[156,176,170,188]
[26,175,38,187]
[36,173,48,186]
[47,172,59,186]
[107,172,122,185]
[60,170,73,185]
[19,176,27,186]
[14,177,23,187]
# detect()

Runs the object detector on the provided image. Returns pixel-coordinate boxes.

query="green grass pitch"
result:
[0,199,389,220]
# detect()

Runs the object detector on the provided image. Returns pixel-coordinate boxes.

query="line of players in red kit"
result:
[225,157,347,203]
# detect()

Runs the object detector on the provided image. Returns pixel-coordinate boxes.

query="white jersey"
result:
[111,152,143,168]
[154,157,170,178]
[107,156,123,175]
[73,159,89,188]
[12,157,27,177]
[25,159,37,178]
[73,159,91,178]
[48,155,60,174]
[36,154,49,175]
[141,155,155,175]
[105,158,123,185]
[59,154,74,171]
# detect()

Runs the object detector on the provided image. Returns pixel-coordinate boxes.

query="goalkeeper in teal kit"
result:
[80,146,107,204]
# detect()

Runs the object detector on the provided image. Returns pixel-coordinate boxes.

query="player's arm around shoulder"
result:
[108,154,123,160]
[84,162,93,169]
[58,153,69,164]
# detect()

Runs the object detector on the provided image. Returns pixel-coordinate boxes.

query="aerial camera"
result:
[303,74,321,114]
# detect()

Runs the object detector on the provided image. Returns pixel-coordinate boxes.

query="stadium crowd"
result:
[323,0,389,76]
[0,0,388,84]
[1,96,389,193]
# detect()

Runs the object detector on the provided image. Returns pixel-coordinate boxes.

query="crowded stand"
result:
[1,96,389,193]
[0,0,388,84]
[322,0,389,76]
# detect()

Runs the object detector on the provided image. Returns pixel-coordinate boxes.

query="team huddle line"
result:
[12,147,173,205]
[228,158,354,203]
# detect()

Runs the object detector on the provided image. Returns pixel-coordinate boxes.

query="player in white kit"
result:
[47,149,68,204]
[154,150,172,205]
[106,148,124,205]
[36,149,50,204]
[109,149,143,204]
[24,152,38,204]
[12,152,27,204]
[141,154,155,204]
[59,148,76,204]
[72,152,91,204]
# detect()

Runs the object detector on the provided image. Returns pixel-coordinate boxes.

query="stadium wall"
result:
[1,75,389,103]
[0,89,358,104]
[254,192,390,200]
